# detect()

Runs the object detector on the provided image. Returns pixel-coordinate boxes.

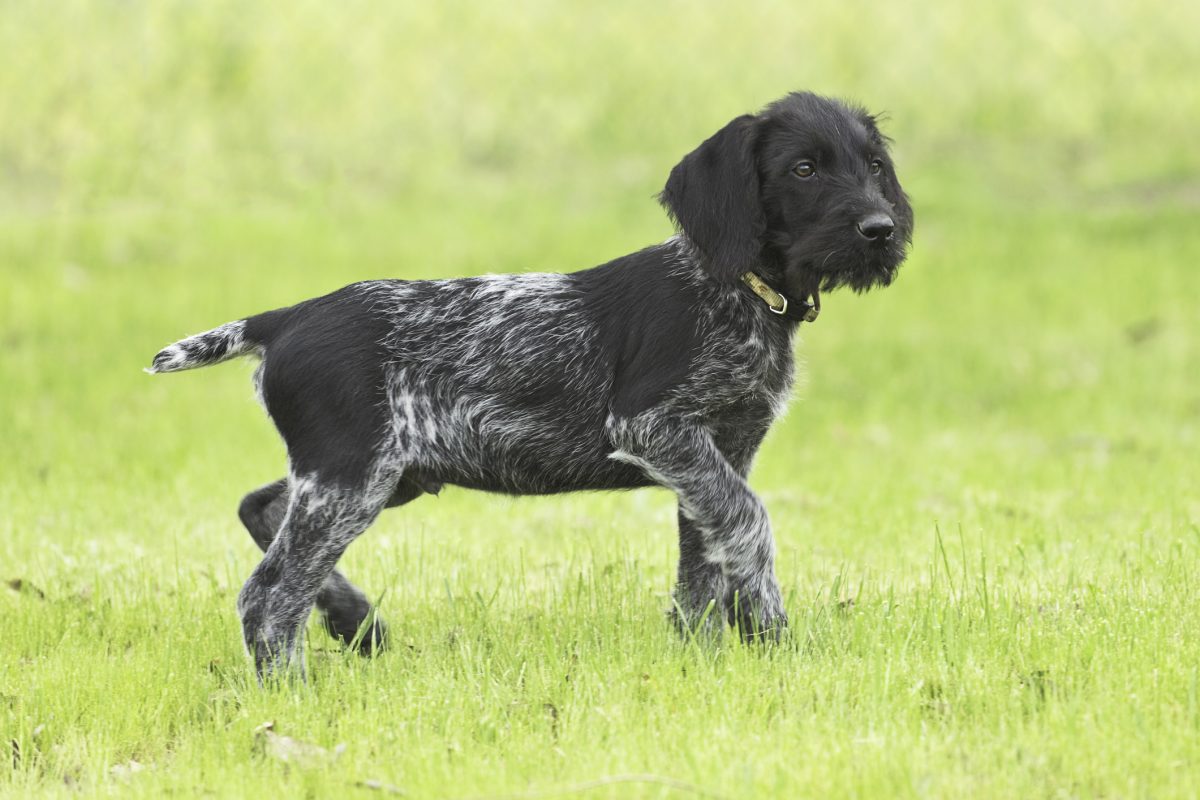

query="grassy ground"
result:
[3,1,1200,797]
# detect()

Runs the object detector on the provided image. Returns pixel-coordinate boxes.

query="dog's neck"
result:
[669,234,819,324]
[750,243,821,324]
[741,271,820,323]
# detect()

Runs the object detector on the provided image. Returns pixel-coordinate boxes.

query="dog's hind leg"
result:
[610,417,786,642]
[237,466,402,680]
[240,479,383,652]
[238,477,423,655]
[237,479,290,552]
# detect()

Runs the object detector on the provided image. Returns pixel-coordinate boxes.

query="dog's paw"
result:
[243,624,308,685]
[726,579,788,644]
[323,610,389,656]
[732,608,789,644]
[670,575,730,643]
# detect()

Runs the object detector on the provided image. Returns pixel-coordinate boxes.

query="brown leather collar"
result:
[741,272,820,323]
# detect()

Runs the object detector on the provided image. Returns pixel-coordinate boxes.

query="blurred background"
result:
[2,0,1198,594]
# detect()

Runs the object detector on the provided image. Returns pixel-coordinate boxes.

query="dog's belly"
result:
[433,456,653,496]
[401,404,652,495]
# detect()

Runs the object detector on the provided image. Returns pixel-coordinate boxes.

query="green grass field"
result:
[3,1,1200,797]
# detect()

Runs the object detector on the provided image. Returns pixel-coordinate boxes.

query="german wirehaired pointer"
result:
[149,92,912,678]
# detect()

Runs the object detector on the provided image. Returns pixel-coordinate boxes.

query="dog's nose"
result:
[857,213,895,241]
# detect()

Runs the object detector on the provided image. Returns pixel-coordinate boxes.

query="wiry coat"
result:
[150,92,912,678]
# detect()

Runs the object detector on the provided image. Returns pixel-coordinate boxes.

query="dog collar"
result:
[741,272,820,323]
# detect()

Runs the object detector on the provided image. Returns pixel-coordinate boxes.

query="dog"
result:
[149,91,913,678]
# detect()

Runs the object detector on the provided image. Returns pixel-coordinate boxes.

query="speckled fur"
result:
[149,92,912,678]
[145,320,258,374]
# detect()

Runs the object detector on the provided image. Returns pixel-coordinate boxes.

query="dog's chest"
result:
[697,316,796,424]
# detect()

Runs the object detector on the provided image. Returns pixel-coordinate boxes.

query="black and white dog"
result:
[150,92,912,678]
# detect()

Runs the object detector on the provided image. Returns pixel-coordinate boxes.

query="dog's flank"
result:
[148,91,912,679]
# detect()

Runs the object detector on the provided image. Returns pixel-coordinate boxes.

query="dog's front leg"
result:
[609,418,787,641]
[671,510,728,638]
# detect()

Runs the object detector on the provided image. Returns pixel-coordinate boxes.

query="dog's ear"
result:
[659,114,764,282]
[856,110,890,147]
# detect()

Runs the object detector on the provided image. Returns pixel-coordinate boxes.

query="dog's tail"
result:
[146,302,300,374]
[145,319,263,374]
[147,300,303,375]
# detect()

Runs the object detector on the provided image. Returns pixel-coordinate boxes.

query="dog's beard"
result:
[782,228,908,297]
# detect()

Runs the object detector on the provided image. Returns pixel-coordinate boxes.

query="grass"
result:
[2,0,1200,797]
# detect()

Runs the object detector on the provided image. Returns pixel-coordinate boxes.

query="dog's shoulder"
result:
[572,241,706,418]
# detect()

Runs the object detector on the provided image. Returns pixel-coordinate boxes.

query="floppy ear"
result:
[659,114,764,281]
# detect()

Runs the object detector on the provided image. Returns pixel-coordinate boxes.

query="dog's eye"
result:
[869,159,884,175]
[792,161,817,179]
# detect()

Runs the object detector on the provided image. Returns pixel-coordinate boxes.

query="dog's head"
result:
[660,92,913,296]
